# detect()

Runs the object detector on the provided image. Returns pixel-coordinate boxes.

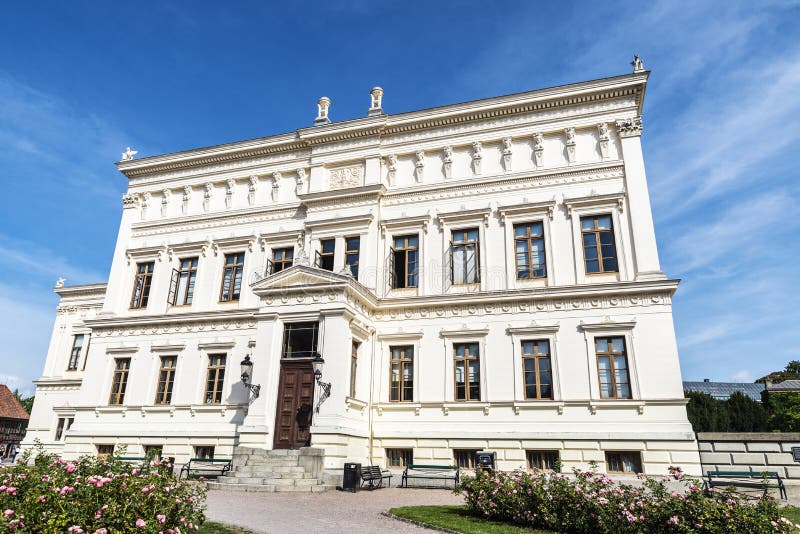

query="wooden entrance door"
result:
[273,360,315,449]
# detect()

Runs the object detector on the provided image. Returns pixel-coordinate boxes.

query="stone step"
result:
[207,482,277,493]
[273,484,333,493]
[227,469,316,478]
[241,460,302,467]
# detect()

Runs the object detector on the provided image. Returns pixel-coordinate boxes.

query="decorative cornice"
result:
[563,191,626,217]
[116,73,647,180]
[131,204,302,237]
[497,200,556,222]
[54,283,107,300]
[436,206,493,227]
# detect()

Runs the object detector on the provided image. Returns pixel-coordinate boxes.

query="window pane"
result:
[585,260,599,273]
[522,341,535,354]
[584,245,598,260]
[598,355,610,371]
[321,239,335,253]
[614,354,628,370]
[514,225,527,237]
[602,257,618,272]
[456,344,465,357]
[581,217,594,231]
[611,337,625,352]
[617,383,631,399]
[537,340,550,354]
[467,228,479,241]
[525,385,537,398]
[598,215,612,229]
[524,358,535,371]
[596,338,607,352]
[540,383,552,399]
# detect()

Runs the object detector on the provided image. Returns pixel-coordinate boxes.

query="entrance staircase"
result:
[206,447,334,493]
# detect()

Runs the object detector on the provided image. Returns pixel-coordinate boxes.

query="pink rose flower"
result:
[136,519,146,528]
[157,514,166,524]
[3,510,14,517]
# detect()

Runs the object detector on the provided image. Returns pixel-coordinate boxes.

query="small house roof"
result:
[0,385,29,421]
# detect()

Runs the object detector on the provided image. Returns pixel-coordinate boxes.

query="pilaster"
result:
[616,118,665,280]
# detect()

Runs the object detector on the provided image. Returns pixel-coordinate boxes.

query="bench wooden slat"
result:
[179,458,233,479]
[401,464,460,488]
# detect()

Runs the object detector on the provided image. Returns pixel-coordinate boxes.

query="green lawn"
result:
[389,505,552,534]
[781,506,800,525]
[198,521,255,534]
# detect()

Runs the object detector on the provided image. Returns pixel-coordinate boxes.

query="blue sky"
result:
[1,1,799,395]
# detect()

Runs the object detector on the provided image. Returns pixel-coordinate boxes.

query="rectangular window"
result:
[345,236,360,279]
[282,322,319,358]
[522,340,553,400]
[271,247,294,274]
[220,252,245,302]
[195,446,215,459]
[452,228,480,285]
[144,445,163,460]
[67,334,84,371]
[454,449,479,469]
[514,222,546,279]
[527,450,559,471]
[349,342,359,398]
[389,346,414,402]
[596,337,631,399]
[155,356,177,405]
[386,448,413,468]
[317,239,335,271]
[581,215,618,274]
[108,358,131,405]
[605,451,642,474]
[170,257,198,306]
[130,261,155,308]
[54,417,73,441]
[204,354,226,404]
[97,444,115,456]
[391,235,419,288]
[454,343,480,401]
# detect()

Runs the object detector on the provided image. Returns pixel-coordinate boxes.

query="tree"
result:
[756,360,800,384]
[726,391,768,432]
[685,391,730,432]
[11,388,34,414]
[765,391,800,432]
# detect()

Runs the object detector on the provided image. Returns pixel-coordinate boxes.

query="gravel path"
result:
[206,487,463,533]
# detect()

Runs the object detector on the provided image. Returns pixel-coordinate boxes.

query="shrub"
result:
[0,445,206,533]
[458,467,797,533]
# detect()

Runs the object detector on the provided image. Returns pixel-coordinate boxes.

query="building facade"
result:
[23,65,701,478]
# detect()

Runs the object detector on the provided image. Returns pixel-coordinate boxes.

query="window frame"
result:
[526,450,559,472]
[271,247,294,274]
[219,252,245,302]
[580,214,618,275]
[579,321,639,402]
[281,321,320,359]
[386,448,413,469]
[605,450,642,474]
[154,355,177,405]
[317,239,336,271]
[565,195,628,284]
[204,354,227,405]
[389,345,414,402]
[513,222,547,280]
[521,340,553,400]
[67,334,85,371]
[171,256,199,306]
[108,358,131,405]
[450,227,481,285]
[345,236,360,279]
[453,342,481,402]
[391,234,419,289]
[454,449,479,469]
[130,261,155,309]
[595,336,632,400]
[195,446,215,459]
[349,341,359,399]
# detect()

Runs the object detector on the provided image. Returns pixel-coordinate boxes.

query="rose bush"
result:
[458,466,798,533]
[0,445,206,533]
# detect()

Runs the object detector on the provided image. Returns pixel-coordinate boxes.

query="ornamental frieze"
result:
[93,319,256,338]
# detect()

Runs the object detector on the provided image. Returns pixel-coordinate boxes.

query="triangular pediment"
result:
[250,264,351,292]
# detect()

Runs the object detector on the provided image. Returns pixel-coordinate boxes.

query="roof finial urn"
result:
[631,54,644,73]
[314,96,331,125]
[368,86,384,116]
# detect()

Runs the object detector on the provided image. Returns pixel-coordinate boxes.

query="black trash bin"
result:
[343,462,361,492]
[475,451,496,473]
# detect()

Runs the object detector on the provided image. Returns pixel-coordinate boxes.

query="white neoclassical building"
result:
[23,62,701,481]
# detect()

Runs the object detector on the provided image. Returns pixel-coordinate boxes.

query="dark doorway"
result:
[273,360,315,449]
